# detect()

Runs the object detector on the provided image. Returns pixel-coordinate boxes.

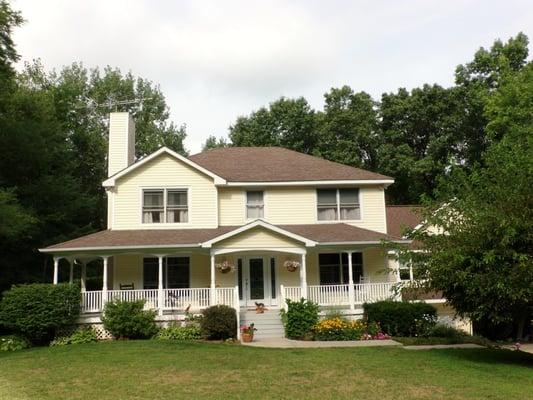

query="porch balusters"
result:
[300,253,308,299]
[346,251,355,310]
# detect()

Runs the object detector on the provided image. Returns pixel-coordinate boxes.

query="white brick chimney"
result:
[108,112,135,177]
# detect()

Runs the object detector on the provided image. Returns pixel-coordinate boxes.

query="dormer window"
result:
[246,191,264,219]
[142,188,188,223]
[317,188,360,221]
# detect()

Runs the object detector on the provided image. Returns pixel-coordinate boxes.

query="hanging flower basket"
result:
[284,260,300,272]
[215,260,235,274]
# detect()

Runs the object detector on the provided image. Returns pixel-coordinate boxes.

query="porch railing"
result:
[308,284,350,306]
[81,287,237,313]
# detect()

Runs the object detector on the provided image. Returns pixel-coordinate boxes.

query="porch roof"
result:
[40,223,407,253]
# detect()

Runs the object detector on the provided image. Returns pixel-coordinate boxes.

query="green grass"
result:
[394,336,494,346]
[0,341,531,400]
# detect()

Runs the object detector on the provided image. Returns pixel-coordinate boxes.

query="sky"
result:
[12,0,533,153]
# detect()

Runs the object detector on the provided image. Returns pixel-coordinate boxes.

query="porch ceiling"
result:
[40,222,407,254]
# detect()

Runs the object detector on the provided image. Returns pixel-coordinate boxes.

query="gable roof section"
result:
[189,147,393,183]
[201,220,317,248]
[102,147,226,187]
[386,205,424,238]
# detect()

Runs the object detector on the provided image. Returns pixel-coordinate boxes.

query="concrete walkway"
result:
[242,338,401,348]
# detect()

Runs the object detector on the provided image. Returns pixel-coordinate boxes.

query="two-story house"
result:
[40,112,444,338]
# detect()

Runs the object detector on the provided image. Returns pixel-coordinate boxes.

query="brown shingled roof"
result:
[386,206,424,238]
[189,147,392,182]
[42,223,405,252]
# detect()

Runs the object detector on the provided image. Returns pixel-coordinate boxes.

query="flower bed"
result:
[313,317,390,341]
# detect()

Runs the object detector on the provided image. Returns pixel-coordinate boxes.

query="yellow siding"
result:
[215,227,304,249]
[108,113,135,177]
[218,186,386,232]
[363,247,392,282]
[113,254,143,290]
[218,188,245,226]
[112,154,217,229]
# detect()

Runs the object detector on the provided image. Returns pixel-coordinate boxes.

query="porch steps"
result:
[240,309,285,339]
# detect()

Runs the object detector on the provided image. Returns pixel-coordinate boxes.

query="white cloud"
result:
[12,0,533,152]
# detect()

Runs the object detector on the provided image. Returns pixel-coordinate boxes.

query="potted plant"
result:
[215,260,235,274]
[240,323,257,342]
[284,260,300,272]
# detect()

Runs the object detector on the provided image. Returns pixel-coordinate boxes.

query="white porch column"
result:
[347,251,355,310]
[69,259,74,284]
[80,261,87,293]
[158,255,164,316]
[300,253,308,299]
[53,257,59,285]
[210,253,216,305]
[102,256,109,307]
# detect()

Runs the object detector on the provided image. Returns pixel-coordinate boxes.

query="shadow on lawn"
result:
[437,348,533,367]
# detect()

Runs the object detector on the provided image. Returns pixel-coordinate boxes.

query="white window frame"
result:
[140,187,191,225]
[245,190,265,220]
[316,188,362,223]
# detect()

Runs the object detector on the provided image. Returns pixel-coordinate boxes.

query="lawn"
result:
[0,341,531,400]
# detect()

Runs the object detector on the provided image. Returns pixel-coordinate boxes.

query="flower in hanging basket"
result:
[284,260,300,272]
[215,260,235,273]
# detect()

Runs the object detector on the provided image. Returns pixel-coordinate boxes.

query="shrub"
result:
[0,284,80,344]
[364,301,437,337]
[0,335,31,351]
[155,325,202,341]
[281,298,319,339]
[200,305,237,340]
[50,327,98,346]
[102,299,158,339]
[426,324,467,338]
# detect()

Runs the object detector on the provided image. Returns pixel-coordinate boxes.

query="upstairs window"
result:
[142,190,164,223]
[167,189,188,223]
[142,188,188,223]
[317,188,360,221]
[246,191,264,219]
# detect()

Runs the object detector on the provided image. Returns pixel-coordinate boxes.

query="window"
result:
[143,257,159,289]
[142,190,164,223]
[143,257,190,289]
[319,252,364,285]
[167,190,188,223]
[317,188,360,221]
[246,191,264,219]
[142,188,188,223]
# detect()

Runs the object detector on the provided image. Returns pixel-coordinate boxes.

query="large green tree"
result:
[229,97,317,154]
[409,65,533,338]
[316,86,380,170]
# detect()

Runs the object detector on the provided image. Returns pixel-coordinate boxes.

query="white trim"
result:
[222,179,394,187]
[201,219,317,248]
[211,247,307,256]
[317,239,411,245]
[103,147,227,187]
[39,243,201,254]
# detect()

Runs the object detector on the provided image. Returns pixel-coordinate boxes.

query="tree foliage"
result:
[408,66,533,337]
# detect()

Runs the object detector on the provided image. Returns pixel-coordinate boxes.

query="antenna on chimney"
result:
[74,97,153,112]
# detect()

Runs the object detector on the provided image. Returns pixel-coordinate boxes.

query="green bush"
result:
[200,305,237,340]
[0,335,31,351]
[0,284,80,344]
[426,324,467,338]
[155,325,201,341]
[364,301,437,337]
[281,298,319,339]
[50,327,98,346]
[102,299,158,339]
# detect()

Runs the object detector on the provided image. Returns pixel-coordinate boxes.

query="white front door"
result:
[238,256,278,308]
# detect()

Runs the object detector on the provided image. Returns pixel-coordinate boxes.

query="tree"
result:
[316,86,380,170]
[409,66,533,338]
[202,135,228,151]
[229,97,317,154]
[0,0,22,90]
[377,84,460,204]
